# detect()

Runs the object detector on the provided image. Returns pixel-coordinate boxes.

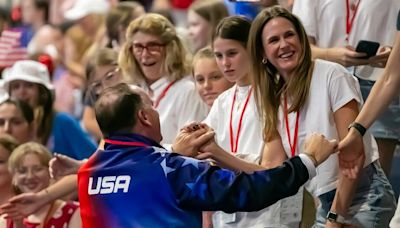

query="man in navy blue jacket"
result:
[78,83,338,228]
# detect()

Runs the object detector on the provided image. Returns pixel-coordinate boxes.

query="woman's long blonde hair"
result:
[248,6,314,141]
[119,13,190,84]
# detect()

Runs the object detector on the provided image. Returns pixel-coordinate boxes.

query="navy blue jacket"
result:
[78,133,310,228]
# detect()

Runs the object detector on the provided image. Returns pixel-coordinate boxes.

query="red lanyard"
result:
[284,96,300,157]
[153,80,176,108]
[104,139,149,147]
[345,0,361,42]
[229,87,252,154]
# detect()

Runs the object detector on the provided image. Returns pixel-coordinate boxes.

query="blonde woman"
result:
[3,142,81,227]
[119,13,208,145]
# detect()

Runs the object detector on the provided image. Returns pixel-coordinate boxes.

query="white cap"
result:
[3,60,53,91]
[64,0,110,21]
[0,80,9,103]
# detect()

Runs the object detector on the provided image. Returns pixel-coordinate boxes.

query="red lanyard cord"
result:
[153,80,176,108]
[345,0,361,41]
[284,96,300,157]
[229,87,253,154]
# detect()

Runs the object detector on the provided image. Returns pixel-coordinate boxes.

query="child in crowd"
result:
[192,46,234,108]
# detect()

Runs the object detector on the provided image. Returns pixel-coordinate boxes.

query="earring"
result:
[262,58,268,64]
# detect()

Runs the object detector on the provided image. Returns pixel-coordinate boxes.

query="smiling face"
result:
[13,152,50,193]
[187,10,212,52]
[193,57,233,107]
[131,32,166,85]
[213,38,250,86]
[261,17,302,80]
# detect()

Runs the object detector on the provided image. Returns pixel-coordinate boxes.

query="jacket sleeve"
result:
[164,155,309,213]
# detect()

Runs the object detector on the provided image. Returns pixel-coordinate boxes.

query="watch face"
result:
[327,212,338,221]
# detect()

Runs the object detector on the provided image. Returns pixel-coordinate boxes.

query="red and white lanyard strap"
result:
[284,96,300,157]
[229,87,253,154]
[104,139,149,147]
[345,0,361,42]
[153,80,176,108]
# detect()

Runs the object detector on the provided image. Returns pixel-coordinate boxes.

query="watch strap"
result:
[326,211,346,224]
[348,122,366,136]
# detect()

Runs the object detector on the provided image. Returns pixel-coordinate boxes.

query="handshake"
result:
[172,123,220,160]
[172,122,338,168]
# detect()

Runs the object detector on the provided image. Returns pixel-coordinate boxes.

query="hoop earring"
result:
[262,58,268,64]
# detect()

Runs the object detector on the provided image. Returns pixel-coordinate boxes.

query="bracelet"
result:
[348,122,366,136]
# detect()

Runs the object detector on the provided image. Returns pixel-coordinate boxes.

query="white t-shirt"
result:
[204,85,263,162]
[277,59,379,197]
[204,85,300,228]
[148,76,208,145]
[293,0,400,80]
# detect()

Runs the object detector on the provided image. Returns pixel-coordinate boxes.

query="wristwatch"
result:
[348,122,366,136]
[326,211,346,224]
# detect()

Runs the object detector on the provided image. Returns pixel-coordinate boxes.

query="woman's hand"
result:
[368,46,392,68]
[326,46,369,67]
[0,191,48,220]
[49,154,86,179]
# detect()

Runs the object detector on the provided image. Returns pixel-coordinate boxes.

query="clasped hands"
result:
[172,122,221,161]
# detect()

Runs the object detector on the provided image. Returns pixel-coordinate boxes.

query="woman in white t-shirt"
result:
[119,13,208,145]
[248,6,396,227]
[292,0,400,177]
[202,15,299,228]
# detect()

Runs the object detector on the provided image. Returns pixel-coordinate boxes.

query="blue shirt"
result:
[49,112,97,159]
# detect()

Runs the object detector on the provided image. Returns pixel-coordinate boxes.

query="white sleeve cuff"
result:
[298,154,317,179]
[163,144,173,151]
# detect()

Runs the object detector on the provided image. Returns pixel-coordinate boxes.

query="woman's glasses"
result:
[89,67,121,94]
[132,42,165,55]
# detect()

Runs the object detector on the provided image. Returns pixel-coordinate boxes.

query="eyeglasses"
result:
[89,67,121,94]
[132,42,165,55]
